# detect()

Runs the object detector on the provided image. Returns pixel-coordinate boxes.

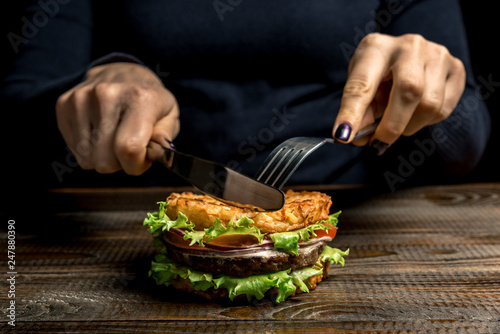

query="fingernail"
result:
[334,123,352,141]
[371,139,389,156]
[165,138,176,150]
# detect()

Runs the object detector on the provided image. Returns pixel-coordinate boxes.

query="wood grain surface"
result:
[1,183,499,333]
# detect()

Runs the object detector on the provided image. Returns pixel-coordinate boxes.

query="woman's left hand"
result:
[332,33,466,154]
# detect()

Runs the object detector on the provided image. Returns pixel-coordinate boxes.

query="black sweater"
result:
[1,0,490,192]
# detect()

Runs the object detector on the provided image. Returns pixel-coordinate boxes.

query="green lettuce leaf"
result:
[149,253,214,291]
[213,271,281,302]
[270,212,341,256]
[185,270,215,291]
[149,253,183,286]
[207,217,264,243]
[289,265,324,294]
[319,246,350,268]
[143,202,194,234]
[270,232,300,256]
[325,210,341,227]
[272,271,298,303]
[182,230,207,247]
[214,269,297,303]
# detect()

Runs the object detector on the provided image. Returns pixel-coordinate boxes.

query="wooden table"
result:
[1,183,499,333]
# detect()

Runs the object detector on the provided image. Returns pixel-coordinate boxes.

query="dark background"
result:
[458,1,499,182]
[1,1,498,184]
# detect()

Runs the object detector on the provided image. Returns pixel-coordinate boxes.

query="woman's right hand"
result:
[56,62,180,175]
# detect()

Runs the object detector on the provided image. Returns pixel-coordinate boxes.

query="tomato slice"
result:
[206,234,261,248]
[163,230,261,250]
[312,224,337,240]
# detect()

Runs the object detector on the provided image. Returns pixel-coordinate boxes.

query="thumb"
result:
[147,103,180,161]
[151,102,180,144]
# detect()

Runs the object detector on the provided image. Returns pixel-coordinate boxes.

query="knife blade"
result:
[147,140,285,212]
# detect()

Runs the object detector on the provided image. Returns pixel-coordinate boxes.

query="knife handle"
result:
[146,139,175,163]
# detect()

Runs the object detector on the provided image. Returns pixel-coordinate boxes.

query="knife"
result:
[147,140,285,212]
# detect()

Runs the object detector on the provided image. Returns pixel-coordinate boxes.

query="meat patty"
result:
[164,239,327,277]
[165,190,332,233]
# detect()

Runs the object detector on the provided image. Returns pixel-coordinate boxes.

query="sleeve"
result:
[1,0,94,103]
[375,0,491,187]
[0,1,146,194]
[0,1,90,196]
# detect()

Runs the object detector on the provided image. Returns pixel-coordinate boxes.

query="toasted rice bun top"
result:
[165,189,332,233]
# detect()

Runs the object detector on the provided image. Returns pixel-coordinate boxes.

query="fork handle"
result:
[352,119,381,141]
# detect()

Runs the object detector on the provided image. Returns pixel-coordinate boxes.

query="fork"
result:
[255,120,380,189]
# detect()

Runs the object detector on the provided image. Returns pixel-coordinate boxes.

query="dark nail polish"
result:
[371,139,389,156]
[165,138,176,150]
[334,123,352,141]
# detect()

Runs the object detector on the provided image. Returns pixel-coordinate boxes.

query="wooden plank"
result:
[7,319,500,334]
[1,183,500,333]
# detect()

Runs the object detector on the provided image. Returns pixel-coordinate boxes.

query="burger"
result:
[143,189,349,303]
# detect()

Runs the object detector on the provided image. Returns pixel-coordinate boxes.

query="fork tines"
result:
[255,137,328,189]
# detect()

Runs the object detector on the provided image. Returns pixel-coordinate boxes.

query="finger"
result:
[87,84,123,174]
[55,91,76,148]
[350,103,377,146]
[89,111,122,174]
[114,88,177,175]
[403,64,446,136]
[351,81,391,147]
[431,56,466,125]
[114,109,153,176]
[146,140,165,162]
[147,108,180,161]
[403,44,453,136]
[151,102,180,143]
[372,54,425,147]
[58,88,95,170]
[404,53,465,136]
[334,34,392,143]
